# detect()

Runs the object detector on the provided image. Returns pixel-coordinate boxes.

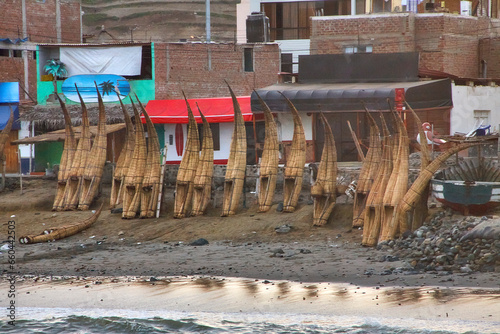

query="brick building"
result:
[154,42,280,99]
[310,13,500,78]
[0,0,82,173]
[0,0,82,101]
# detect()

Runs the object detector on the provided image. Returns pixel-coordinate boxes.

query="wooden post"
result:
[156,145,167,218]
[252,114,258,165]
[18,150,22,194]
[1,160,5,191]
[497,124,500,163]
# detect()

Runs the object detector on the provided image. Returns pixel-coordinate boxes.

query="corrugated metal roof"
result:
[12,123,126,144]
[252,79,453,112]
[37,42,150,47]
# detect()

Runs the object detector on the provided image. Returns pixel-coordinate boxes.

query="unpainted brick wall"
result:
[1,0,81,43]
[154,43,280,99]
[311,13,500,78]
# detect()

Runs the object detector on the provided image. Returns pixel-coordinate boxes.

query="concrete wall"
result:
[451,83,500,135]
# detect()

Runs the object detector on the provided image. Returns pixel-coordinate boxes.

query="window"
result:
[262,1,344,41]
[13,50,23,58]
[0,49,9,57]
[474,110,490,125]
[344,45,373,54]
[244,48,253,72]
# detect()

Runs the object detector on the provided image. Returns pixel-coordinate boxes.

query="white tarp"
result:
[60,46,142,76]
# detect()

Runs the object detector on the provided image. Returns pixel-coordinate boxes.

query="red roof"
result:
[144,96,252,124]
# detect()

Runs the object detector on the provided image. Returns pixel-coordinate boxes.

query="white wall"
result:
[451,84,500,135]
[163,123,233,163]
[236,0,261,43]
[18,121,32,159]
[277,111,313,141]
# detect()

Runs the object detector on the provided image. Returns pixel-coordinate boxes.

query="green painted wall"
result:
[34,44,157,168]
[34,142,63,172]
[36,44,156,106]
[155,124,165,156]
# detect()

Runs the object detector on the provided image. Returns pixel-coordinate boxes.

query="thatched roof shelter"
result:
[12,123,126,144]
[21,103,133,131]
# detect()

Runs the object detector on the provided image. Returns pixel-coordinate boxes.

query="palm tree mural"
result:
[44,59,67,94]
[98,80,115,96]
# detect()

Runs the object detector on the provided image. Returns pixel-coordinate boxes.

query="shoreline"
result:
[6,238,500,289]
[1,275,499,331]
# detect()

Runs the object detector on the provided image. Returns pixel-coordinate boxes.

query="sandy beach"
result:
[0,178,498,288]
[0,178,499,332]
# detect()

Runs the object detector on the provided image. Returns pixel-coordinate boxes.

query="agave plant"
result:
[44,59,67,94]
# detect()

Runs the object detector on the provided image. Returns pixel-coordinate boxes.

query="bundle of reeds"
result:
[406,101,432,231]
[311,113,337,226]
[173,94,200,218]
[362,113,393,246]
[122,100,147,219]
[109,93,135,209]
[379,107,409,242]
[61,85,91,210]
[254,91,279,213]
[191,106,214,216]
[138,97,162,218]
[0,108,13,190]
[394,142,479,237]
[221,84,247,216]
[52,94,77,211]
[352,109,381,226]
[78,84,107,211]
[281,93,306,213]
[19,203,103,244]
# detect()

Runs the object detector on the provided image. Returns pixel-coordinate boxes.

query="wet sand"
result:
[1,275,498,332]
[1,179,500,331]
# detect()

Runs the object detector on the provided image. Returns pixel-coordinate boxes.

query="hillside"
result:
[81,0,240,43]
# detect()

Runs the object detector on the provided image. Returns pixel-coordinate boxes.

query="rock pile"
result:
[378,210,500,273]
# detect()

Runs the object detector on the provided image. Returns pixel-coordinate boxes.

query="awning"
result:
[251,79,452,112]
[145,96,253,124]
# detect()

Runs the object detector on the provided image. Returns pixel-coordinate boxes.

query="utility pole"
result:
[206,0,211,42]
